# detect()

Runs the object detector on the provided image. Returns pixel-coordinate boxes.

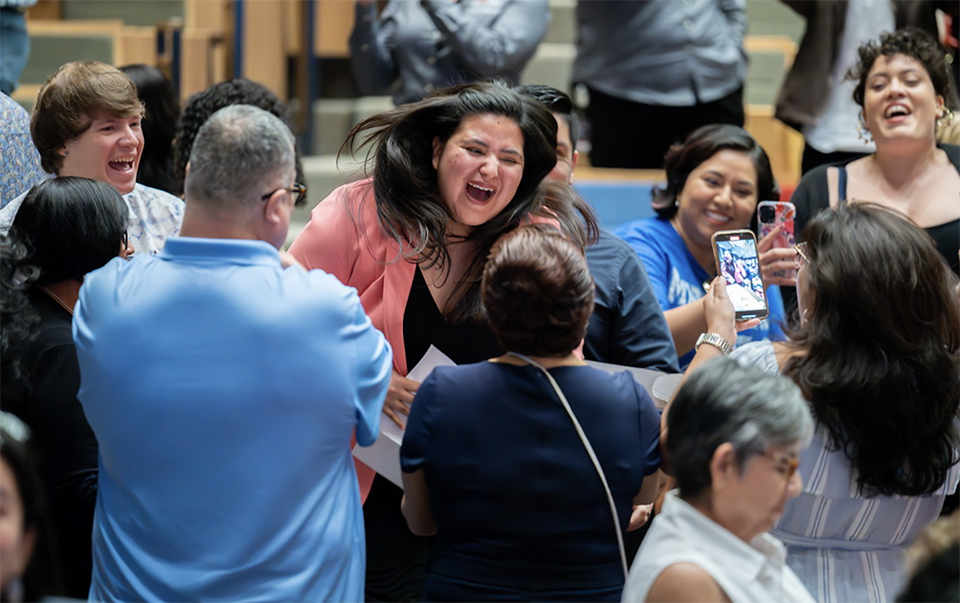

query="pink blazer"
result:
[289,180,419,500]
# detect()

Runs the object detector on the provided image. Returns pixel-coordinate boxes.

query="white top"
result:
[0,182,183,256]
[623,490,815,603]
[802,0,893,154]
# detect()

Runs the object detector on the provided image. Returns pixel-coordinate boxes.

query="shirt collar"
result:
[160,237,281,267]
[665,490,787,581]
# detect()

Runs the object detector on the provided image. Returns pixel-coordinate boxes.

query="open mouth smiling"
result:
[704,210,731,224]
[883,104,911,120]
[109,155,136,171]
[466,182,494,202]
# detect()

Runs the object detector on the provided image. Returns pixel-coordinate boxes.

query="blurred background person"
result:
[623,358,814,603]
[349,0,548,106]
[400,225,662,601]
[692,202,960,602]
[517,84,678,373]
[897,510,959,602]
[615,125,794,370]
[791,28,960,275]
[776,1,959,174]
[120,64,180,196]
[0,412,63,602]
[0,92,44,205]
[3,177,132,599]
[172,77,305,199]
[0,0,37,95]
[289,81,592,601]
[0,61,183,255]
[573,0,747,168]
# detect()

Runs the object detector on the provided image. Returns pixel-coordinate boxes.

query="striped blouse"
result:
[732,341,960,603]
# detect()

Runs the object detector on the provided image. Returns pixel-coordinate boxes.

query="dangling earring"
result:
[856,112,872,144]
[936,106,954,134]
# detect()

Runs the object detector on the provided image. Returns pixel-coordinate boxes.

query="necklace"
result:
[38,285,75,315]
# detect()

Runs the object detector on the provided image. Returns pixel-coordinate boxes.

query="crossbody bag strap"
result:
[508,353,629,580]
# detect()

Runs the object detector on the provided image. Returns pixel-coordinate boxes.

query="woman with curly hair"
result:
[690,201,960,602]
[172,78,305,198]
[792,27,960,275]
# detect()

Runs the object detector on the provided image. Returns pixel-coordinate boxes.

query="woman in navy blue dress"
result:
[400,225,663,601]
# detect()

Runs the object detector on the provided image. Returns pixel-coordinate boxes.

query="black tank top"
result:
[837,165,960,274]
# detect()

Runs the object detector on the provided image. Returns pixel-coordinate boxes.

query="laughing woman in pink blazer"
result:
[289,80,592,602]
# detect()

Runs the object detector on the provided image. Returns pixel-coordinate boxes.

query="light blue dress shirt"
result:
[75,237,392,602]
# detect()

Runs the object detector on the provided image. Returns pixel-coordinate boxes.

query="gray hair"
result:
[667,357,814,499]
[185,104,294,205]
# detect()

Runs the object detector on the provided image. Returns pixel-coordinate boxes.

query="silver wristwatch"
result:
[695,332,732,356]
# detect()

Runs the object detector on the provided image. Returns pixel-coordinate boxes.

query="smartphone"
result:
[712,229,769,320]
[757,200,796,279]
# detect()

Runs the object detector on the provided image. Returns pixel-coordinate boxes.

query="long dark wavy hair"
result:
[783,202,960,496]
[343,80,594,323]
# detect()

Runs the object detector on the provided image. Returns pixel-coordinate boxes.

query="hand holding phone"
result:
[712,229,769,320]
[757,201,796,280]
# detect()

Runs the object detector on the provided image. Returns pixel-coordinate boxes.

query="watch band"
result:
[695,332,732,356]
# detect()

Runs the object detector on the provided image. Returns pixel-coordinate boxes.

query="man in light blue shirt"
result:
[74,105,392,602]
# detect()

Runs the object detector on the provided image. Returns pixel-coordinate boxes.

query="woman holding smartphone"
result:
[689,202,960,603]
[616,124,795,369]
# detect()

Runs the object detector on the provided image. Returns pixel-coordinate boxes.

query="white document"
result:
[584,359,662,392]
[352,345,456,489]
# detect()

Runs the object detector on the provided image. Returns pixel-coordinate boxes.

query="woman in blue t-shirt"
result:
[615,124,795,369]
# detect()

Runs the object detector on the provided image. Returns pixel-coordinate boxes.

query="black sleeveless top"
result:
[402,265,503,369]
[837,164,960,274]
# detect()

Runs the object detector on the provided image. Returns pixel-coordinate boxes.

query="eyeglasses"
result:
[794,242,809,268]
[261,182,307,207]
[759,450,800,480]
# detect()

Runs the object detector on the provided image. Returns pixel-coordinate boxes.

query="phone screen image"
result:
[714,232,768,319]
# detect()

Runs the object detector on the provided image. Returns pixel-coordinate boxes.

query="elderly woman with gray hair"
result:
[622,358,815,603]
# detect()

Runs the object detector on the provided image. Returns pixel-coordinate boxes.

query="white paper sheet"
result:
[352,346,456,489]
[584,359,662,391]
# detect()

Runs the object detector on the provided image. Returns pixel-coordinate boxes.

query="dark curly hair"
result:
[173,79,304,196]
[0,236,39,400]
[482,225,593,356]
[651,124,778,221]
[784,202,960,496]
[848,27,955,109]
[120,64,180,195]
[343,80,595,324]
